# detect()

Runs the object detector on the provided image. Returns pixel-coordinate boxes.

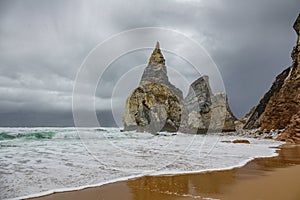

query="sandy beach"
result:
[1,1,299,200]
[28,144,300,200]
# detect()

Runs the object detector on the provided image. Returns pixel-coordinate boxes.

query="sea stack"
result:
[180,76,236,133]
[123,42,236,134]
[244,14,300,143]
[123,42,183,133]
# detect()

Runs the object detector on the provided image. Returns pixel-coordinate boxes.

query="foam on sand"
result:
[0,127,283,199]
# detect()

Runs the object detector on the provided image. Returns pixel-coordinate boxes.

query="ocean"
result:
[0,127,282,199]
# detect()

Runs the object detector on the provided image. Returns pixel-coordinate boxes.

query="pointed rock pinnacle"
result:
[155,41,160,49]
[148,41,165,65]
[293,14,300,35]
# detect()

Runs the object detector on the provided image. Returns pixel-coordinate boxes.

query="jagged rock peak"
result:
[188,76,213,99]
[180,75,236,134]
[185,76,213,114]
[123,42,183,133]
[155,41,160,49]
[293,14,300,34]
[148,41,165,65]
[141,42,183,99]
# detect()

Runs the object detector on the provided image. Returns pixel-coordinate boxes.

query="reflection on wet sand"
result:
[126,145,300,200]
[30,145,300,200]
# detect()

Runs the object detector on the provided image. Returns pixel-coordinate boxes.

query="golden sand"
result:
[29,145,300,200]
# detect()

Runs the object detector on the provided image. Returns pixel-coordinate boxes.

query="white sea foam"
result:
[0,127,283,200]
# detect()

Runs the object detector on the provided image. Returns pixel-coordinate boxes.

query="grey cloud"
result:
[0,0,299,126]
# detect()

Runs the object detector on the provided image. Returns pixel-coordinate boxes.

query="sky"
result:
[0,0,299,127]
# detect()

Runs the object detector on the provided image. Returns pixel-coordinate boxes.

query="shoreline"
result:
[27,144,300,200]
[1,129,282,200]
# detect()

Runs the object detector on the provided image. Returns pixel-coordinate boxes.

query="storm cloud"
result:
[0,0,299,126]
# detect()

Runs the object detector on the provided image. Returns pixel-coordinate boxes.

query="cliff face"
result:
[243,67,291,129]
[140,42,183,99]
[123,42,183,133]
[180,77,236,134]
[244,14,300,143]
[123,83,182,133]
[277,111,300,143]
[184,76,212,115]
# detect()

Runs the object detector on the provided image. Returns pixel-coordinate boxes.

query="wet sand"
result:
[29,144,300,200]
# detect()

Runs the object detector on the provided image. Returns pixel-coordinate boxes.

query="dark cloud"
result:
[0,0,299,126]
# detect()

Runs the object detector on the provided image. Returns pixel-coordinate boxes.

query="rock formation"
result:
[232,139,250,144]
[277,111,300,144]
[180,76,212,134]
[243,14,300,143]
[211,92,237,132]
[180,76,236,133]
[243,67,291,129]
[123,42,183,133]
[123,42,236,134]
[140,42,183,99]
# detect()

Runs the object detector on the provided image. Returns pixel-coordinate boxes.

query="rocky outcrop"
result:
[277,111,300,144]
[232,139,250,144]
[184,76,212,115]
[123,83,182,133]
[180,77,236,134]
[244,14,300,132]
[180,76,212,134]
[123,42,183,133]
[212,93,237,132]
[123,42,236,134]
[140,42,183,99]
[243,67,291,129]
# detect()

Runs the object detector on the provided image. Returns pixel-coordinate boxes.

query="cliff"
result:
[244,14,300,143]
[277,111,300,143]
[243,67,291,129]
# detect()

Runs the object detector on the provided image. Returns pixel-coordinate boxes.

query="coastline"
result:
[27,144,300,200]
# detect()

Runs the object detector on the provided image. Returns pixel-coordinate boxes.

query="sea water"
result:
[0,127,282,199]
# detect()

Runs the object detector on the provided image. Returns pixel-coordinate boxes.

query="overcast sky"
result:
[0,0,299,127]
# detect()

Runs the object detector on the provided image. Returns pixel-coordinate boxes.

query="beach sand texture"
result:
[30,145,300,200]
